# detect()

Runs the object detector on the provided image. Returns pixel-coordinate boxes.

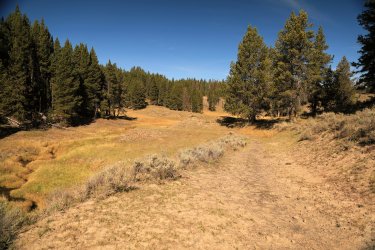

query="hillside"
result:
[0,105,372,249]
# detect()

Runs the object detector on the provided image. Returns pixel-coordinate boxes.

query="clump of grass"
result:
[46,186,86,212]
[133,154,179,181]
[218,133,247,149]
[84,163,133,199]
[0,201,29,249]
[178,144,224,168]
[44,134,246,213]
[178,133,247,168]
[281,108,375,146]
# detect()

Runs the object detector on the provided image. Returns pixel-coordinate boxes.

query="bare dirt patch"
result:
[14,132,374,249]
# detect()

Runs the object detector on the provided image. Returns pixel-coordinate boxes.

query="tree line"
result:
[226,4,374,121]
[0,6,225,126]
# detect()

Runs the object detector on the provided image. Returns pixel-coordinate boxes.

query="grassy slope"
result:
[0,106,229,207]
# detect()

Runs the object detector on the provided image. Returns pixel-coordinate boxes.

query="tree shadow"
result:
[216,116,248,128]
[350,95,375,113]
[216,116,280,129]
[253,119,280,129]
[0,126,22,139]
[105,115,137,121]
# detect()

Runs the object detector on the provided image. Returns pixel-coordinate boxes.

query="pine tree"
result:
[307,26,332,116]
[191,88,203,113]
[73,43,91,117]
[51,39,82,124]
[332,57,355,112]
[321,66,336,111]
[1,6,34,121]
[354,0,375,92]
[86,48,104,118]
[273,10,314,118]
[149,78,159,105]
[225,25,273,122]
[104,61,123,116]
[31,19,53,113]
[50,38,61,112]
[207,87,220,111]
[128,79,147,109]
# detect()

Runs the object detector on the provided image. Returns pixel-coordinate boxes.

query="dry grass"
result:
[84,163,133,199]
[0,106,230,209]
[178,133,247,168]
[133,154,179,181]
[276,108,375,198]
[0,200,29,249]
[43,133,247,213]
[279,108,375,146]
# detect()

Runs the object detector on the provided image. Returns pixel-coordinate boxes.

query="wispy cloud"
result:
[278,0,334,25]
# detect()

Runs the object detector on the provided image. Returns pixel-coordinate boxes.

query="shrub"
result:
[85,164,132,198]
[46,186,86,212]
[178,144,224,168]
[0,201,28,249]
[218,133,247,149]
[178,133,247,168]
[281,108,375,146]
[133,154,179,181]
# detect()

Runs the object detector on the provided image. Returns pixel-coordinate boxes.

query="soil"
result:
[14,134,374,249]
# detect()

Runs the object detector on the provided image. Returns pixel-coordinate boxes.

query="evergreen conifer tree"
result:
[225,25,272,122]
[354,0,375,92]
[1,6,34,121]
[307,26,332,115]
[333,57,355,112]
[86,48,104,118]
[51,40,82,124]
[31,19,53,113]
[273,10,314,118]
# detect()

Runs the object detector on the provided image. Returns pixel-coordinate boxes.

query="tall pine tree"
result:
[225,26,272,122]
[1,6,35,121]
[51,40,82,124]
[307,26,332,116]
[86,48,105,118]
[31,19,53,113]
[273,10,314,118]
[354,0,375,92]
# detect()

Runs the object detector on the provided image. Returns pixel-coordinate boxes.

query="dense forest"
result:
[226,5,375,122]
[1,1,374,127]
[0,6,225,126]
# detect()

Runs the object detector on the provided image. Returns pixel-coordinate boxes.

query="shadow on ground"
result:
[216,116,248,128]
[0,126,22,139]
[106,115,137,121]
[217,116,280,129]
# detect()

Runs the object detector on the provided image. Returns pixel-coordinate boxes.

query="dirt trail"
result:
[15,137,373,249]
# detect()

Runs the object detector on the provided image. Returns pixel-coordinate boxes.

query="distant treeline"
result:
[0,6,225,126]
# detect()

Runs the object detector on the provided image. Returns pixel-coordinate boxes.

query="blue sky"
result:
[0,0,364,80]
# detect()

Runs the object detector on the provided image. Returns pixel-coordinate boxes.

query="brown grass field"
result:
[1,102,374,249]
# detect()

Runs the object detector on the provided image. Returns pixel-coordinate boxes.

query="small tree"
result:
[332,57,355,112]
[307,26,332,116]
[225,25,272,122]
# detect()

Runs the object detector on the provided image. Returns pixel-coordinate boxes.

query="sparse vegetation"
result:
[133,154,179,181]
[84,163,133,198]
[285,109,375,146]
[0,200,29,249]
[178,133,247,168]
[0,1,374,249]
[41,133,246,214]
